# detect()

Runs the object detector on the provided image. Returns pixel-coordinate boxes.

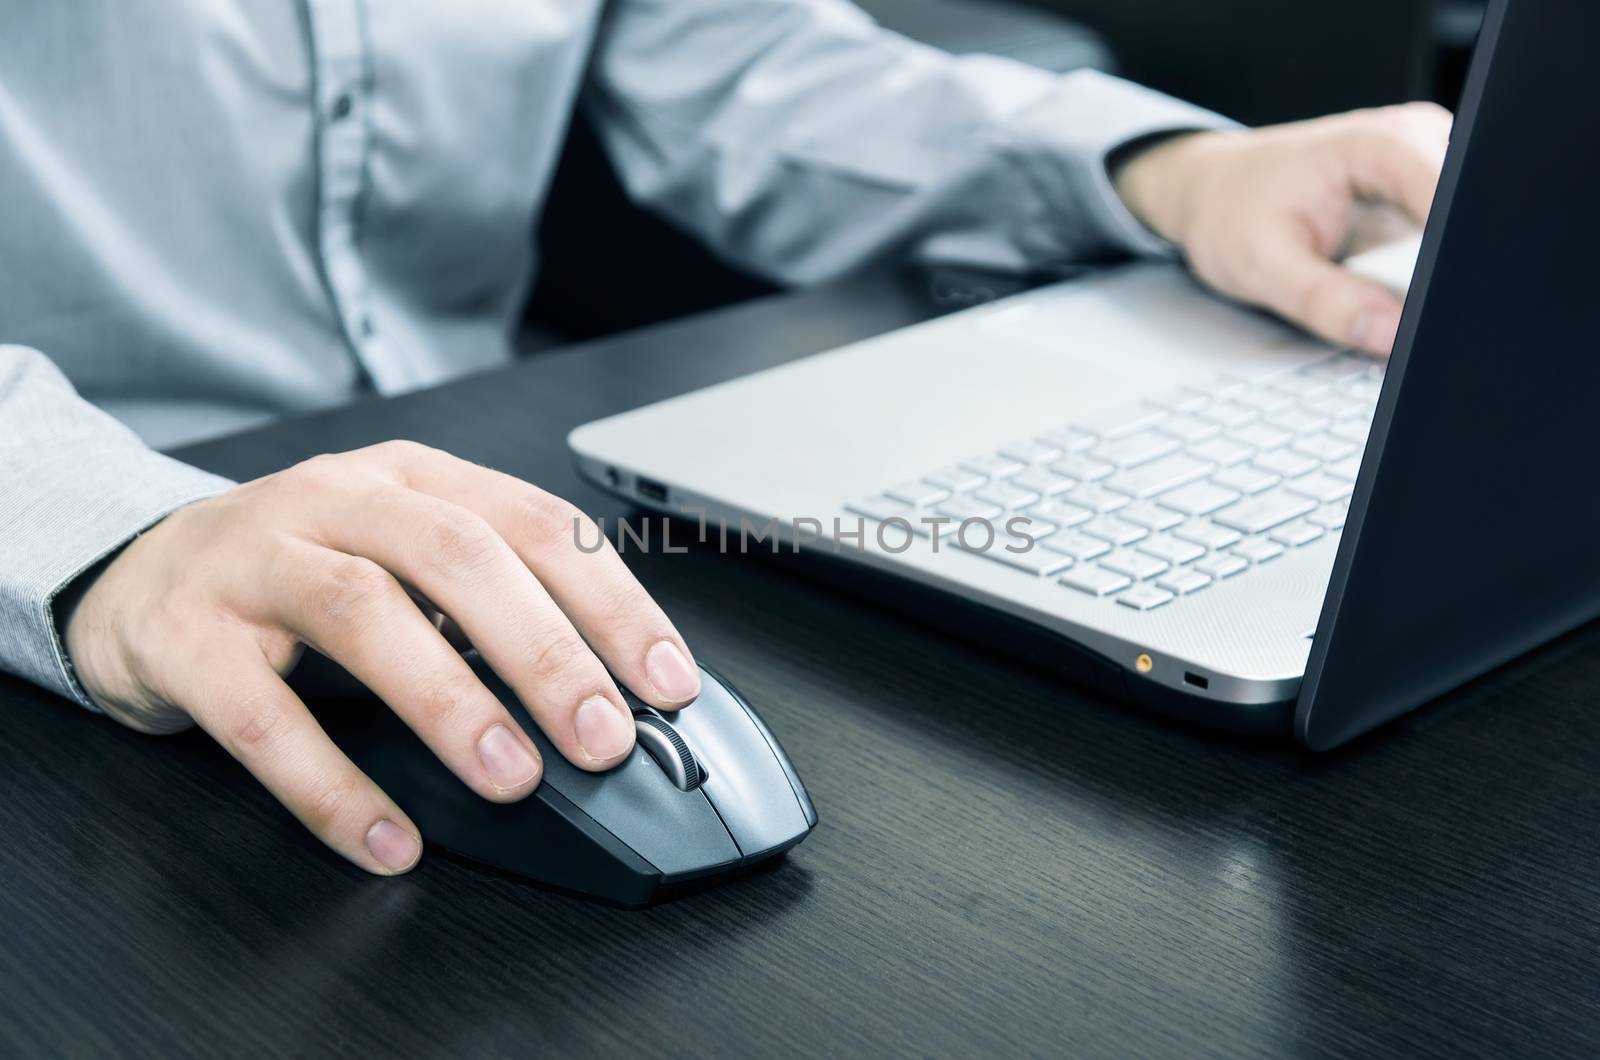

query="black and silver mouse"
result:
[312,656,817,906]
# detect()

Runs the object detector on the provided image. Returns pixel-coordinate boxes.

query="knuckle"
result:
[302,556,394,623]
[413,670,485,731]
[301,772,366,834]
[369,439,437,465]
[524,625,598,690]
[227,693,289,752]
[520,491,587,550]
[419,510,501,581]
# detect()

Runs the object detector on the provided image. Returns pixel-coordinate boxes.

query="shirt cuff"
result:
[0,440,233,709]
[1003,69,1240,261]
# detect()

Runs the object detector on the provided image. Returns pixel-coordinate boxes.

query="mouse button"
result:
[666,673,812,858]
[556,752,740,878]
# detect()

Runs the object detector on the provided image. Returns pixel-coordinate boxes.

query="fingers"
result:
[186,652,422,875]
[273,547,544,800]
[384,444,701,710]
[1344,103,1452,227]
[1250,238,1406,357]
[301,484,638,771]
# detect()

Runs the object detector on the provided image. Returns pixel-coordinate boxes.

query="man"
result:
[0,2,1448,874]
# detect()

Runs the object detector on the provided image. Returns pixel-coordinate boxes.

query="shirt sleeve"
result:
[0,345,233,708]
[585,0,1237,284]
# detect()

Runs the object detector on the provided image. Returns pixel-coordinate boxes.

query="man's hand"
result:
[1115,102,1452,357]
[63,442,702,874]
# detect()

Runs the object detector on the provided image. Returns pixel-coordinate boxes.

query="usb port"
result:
[1183,672,1210,690]
[636,477,669,504]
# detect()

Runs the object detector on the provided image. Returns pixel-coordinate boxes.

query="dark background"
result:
[527,0,1485,342]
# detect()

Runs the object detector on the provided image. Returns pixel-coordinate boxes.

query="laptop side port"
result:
[1183,672,1210,690]
[636,477,669,504]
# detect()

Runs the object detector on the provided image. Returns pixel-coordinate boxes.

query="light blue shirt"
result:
[0,0,1224,706]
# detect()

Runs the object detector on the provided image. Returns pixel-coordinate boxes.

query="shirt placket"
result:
[303,0,413,394]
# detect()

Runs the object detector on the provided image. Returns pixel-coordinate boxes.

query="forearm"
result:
[587,0,1234,284]
[0,345,232,705]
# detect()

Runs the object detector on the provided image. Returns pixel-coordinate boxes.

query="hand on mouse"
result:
[1114,102,1452,357]
[62,441,701,874]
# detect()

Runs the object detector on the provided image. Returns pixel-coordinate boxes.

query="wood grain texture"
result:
[2,272,1596,1058]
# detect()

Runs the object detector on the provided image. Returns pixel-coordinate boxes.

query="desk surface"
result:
[2,272,1597,1058]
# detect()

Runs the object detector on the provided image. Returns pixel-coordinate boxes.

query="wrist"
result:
[1112,129,1231,248]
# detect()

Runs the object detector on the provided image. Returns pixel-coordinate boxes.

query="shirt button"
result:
[329,93,353,121]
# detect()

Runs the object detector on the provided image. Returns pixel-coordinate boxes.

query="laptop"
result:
[569,0,1600,749]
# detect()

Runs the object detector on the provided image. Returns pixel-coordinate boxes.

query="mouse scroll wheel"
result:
[633,715,704,791]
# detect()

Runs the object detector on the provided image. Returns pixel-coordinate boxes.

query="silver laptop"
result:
[568,244,1413,726]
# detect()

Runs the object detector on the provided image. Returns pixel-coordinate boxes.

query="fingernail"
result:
[366,819,421,873]
[575,694,635,763]
[477,723,541,792]
[1351,306,1402,356]
[645,640,701,703]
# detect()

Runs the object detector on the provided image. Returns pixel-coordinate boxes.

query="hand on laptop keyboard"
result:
[848,353,1376,612]
[1113,103,1451,357]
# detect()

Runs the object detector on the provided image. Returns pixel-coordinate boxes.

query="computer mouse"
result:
[306,654,817,906]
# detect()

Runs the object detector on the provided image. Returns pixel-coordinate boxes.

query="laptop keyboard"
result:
[846,352,1384,612]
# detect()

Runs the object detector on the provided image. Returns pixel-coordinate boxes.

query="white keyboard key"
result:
[1195,552,1249,580]
[1189,436,1254,466]
[1011,467,1077,497]
[1156,568,1212,595]
[1206,376,1251,400]
[1052,454,1114,482]
[1173,519,1243,551]
[1079,515,1148,546]
[1283,472,1354,504]
[961,454,1025,479]
[1341,377,1384,403]
[1029,499,1095,528]
[999,439,1063,465]
[1059,565,1131,597]
[1067,483,1131,513]
[1118,500,1186,532]
[1077,404,1168,438]
[1308,502,1349,530]
[1149,388,1212,414]
[1210,464,1280,495]
[1105,454,1214,499]
[1326,454,1364,481]
[1272,373,1331,398]
[1156,481,1240,516]
[1269,520,1325,548]
[1157,415,1221,443]
[1038,427,1097,453]
[1099,548,1169,581]
[1041,530,1111,561]
[925,465,985,492]
[1230,423,1294,450]
[883,481,949,507]
[847,496,913,522]
[1304,393,1368,420]
[934,495,1002,522]
[1137,534,1206,566]
[1092,430,1181,468]
[1291,434,1358,463]
[974,480,1041,510]
[1252,448,1319,478]
[1302,354,1369,382]
[1236,388,1296,414]
[1198,401,1257,430]
[1267,408,1331,435]
[1211,489,1316,534]
[1329,418,1373,445]
[1232,534,1286,564]
[959,533,1072,576]
[1006,514,1059,540]
[1117,584,1176,611]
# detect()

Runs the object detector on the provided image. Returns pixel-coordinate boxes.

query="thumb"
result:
[1249,241,1406,357]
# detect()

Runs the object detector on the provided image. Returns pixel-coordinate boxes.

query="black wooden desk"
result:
[2,272,1596,1058]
